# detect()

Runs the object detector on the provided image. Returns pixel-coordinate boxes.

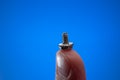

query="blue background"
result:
[0,0,120,80]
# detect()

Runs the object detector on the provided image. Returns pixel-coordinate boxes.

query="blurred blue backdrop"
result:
[0,0,120,80]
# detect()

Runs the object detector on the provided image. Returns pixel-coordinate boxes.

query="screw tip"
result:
[62,32,68,44]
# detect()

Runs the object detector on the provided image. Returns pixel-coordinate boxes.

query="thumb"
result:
[56,50,86,80]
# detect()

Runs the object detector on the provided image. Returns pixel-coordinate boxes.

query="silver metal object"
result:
[59,32,73,49]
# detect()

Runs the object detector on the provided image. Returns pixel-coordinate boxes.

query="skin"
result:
[56,49,86,80]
